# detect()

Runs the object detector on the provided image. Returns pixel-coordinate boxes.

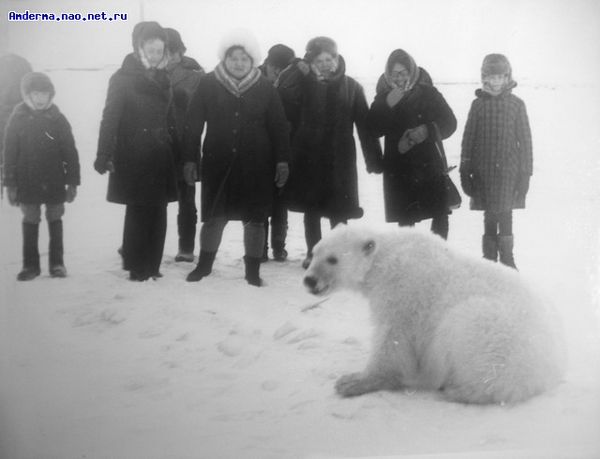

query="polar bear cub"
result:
[304,224,566,404]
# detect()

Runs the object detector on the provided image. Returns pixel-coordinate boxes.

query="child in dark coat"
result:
[2,72,80,280]
[460,54,533,269]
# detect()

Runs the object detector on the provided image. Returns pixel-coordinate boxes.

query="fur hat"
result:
[21,72,55,98]
[131,21,168,52]
[218,29,261,64]
[165,28,186,55]
[481,53,512,80]
[304,36,338,62]
[265,44,295,69]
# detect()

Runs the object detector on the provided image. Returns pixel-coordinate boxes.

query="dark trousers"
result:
[484,210,513,236]
[122,204,167,276]
[177,180,198,254]
[304,211,347,254]
[263,190,288,250]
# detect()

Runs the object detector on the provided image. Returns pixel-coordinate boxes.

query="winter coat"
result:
[2,102,80,204]
[276,56,382,220]
[182,71,291,223]
[169,56,205,141]
[96,53,179,206]
[460,83,533,212]
[366,73,457,224]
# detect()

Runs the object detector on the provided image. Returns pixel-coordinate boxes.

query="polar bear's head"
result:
[304,224,377,296]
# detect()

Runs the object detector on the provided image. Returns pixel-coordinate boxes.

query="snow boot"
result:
[244,255,263,287]
[186,250,216,282]
[17,223,41,281]
[48,220,67,278]
[175,251,195,263]
[272,241,288,262]
[482,235,498,262]
[498,235,518,270]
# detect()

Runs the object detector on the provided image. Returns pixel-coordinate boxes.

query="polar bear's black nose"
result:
[304,276,317,290]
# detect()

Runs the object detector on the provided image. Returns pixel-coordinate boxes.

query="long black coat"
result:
[366,76,457,224]
[96,54,179,206]
[182,71,291,223]
[3,102,80,204]
[276,57,382,220]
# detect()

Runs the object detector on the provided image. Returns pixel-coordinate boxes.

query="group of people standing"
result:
[1,20,532,284]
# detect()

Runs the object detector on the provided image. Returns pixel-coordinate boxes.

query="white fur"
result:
[304,224,566,404]
[217,28,262,64]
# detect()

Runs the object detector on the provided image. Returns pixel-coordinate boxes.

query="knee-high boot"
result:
[482,234,498,262]
[18,222,41,281]
[243,255,262,287]
[498,235,517,269]
[49,220,67,278]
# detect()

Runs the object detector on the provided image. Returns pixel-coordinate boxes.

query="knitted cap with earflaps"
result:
[217,28,262,64]
[481,53,512,81]
[21,72,55,98]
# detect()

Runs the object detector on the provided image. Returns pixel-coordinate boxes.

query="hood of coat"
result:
[20,72,55,111]
[131,21,169,70]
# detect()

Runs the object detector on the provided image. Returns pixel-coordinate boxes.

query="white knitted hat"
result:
[217,28,262,64]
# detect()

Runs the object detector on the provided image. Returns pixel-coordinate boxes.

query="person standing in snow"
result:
[94,22,179,282]
[165,27,205,263]
[2,72,80,280]
[182,29,291,287]
[258,44,296,262]
[276,36,383,269]
[365,49,457,240]
[460,54,533,269]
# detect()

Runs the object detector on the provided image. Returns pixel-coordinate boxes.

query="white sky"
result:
[3,0,600,84]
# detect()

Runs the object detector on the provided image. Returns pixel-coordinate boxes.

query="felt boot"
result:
[186,251,216,282]
[244,255,263,287]
[482,235,498,262]
[498,235,517,270]
[17,222,41,281]
[49,220,67,278]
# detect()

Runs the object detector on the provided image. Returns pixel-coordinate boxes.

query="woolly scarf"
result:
[137,46,169,70]
[382,49,420,93]
[215,62,261,97]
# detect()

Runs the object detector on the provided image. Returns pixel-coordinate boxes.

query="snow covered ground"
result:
[1,68,599,458]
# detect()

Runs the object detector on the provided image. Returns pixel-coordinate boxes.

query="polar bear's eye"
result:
[326,256,338,265]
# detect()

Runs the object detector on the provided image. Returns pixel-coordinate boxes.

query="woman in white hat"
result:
[182,29,291,287]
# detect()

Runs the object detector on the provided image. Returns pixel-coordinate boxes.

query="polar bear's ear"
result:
[362,240,376,256]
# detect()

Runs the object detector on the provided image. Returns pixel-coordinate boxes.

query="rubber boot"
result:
[49,220,67,278]
[18,223,41,281]
[186,250,216,282]
[243,255,263,287]
[482,235,498,262]
[498,235,518,270]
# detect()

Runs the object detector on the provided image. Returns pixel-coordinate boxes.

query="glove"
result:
[183,161,198,187]
[515,174,530,207]
[94,156,114,175]
[398,131,414,154]
[65,185,77,203]
[275,162,289,188]
[460,171,474,197]
[7,187,18,206]
[407,124,428,145]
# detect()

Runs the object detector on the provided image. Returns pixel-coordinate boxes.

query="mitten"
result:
[460,171,474,197]
[366,155,384,174]
[183,161,198,186]
[275,162,289,188]
[94,156,114,175]
[398,131,413,154]
[408,124,428,145]
[7,187,18,206]
[65,185,77,203]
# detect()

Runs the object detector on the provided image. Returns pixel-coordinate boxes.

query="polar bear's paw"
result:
[335,372,378,397]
